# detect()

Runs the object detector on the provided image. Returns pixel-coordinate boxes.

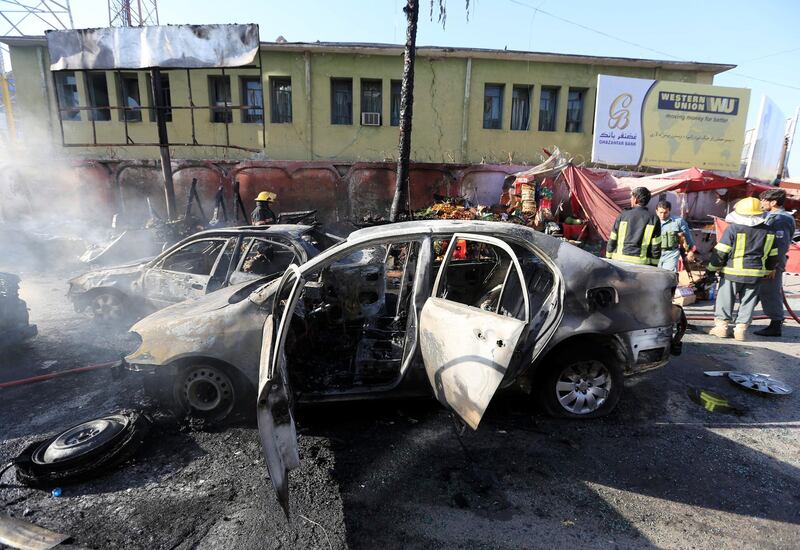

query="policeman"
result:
[754,189,796,337]
[655,200,696,271]
[707,197,778,341]
[251,191,277,225]
[607,187,662,265]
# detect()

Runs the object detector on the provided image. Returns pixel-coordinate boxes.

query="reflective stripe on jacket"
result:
[707,222,778,284]
[606,206,662,265]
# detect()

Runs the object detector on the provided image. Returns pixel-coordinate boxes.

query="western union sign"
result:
[592,75,750,171]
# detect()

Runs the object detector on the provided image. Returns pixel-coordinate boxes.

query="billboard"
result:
[592,75,750,172]
[743,96,786,181]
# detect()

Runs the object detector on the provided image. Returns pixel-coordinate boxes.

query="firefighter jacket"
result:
[708,222,778,284]
[606,206,662,265]
[251,203,276,224]
[765,209,796,271]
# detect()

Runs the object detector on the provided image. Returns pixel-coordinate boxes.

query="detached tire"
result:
[15,410,150,487]
[540,351,624,419]
[171,363,255,425]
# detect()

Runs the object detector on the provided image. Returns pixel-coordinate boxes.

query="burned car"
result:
[126,220,682,437]
[0,272,37,349]
[68,225,336,322]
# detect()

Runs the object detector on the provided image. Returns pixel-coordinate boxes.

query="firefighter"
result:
[251,191,277,225]
[606,187,661,265]
[753,189,796,337]
[655,200,696,272]
[707,197,779,341]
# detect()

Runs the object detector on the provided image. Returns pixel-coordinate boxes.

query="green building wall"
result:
[7,43,718,164]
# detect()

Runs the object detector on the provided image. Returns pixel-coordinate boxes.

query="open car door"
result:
[257,265,304,518]
[419,234,531,430]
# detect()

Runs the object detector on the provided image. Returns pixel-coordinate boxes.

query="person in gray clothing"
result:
[754,189,797,337]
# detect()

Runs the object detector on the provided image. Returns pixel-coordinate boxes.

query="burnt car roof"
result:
[348,219,546,240]
[187,224,317,239]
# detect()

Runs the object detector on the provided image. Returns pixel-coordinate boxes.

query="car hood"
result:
[69,260,151,291]
[126,278,272,370]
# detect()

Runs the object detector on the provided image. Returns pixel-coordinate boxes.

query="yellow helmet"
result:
[734,197,762,216]
[255,191,276,202]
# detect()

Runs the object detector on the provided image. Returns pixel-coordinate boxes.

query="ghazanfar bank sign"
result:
[591,75,750,172]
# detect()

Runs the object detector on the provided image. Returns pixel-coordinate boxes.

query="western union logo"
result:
[657,92,739,115]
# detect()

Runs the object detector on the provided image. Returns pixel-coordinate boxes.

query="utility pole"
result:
[149,67,176,219]
[390,0,419,222]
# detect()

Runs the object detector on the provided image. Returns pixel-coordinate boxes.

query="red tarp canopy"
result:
[560,165,800,241]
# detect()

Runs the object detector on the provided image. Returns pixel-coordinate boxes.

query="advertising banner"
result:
[743,96,787,181]
[592,75,750,172]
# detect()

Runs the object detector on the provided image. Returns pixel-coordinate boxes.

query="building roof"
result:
[0,35,736,75]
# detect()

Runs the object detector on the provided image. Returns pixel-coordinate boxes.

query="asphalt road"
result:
[1,272,799,549]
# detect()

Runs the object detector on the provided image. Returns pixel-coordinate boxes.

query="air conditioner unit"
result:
[361,112,381,126]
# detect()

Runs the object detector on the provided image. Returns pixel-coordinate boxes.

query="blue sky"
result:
[6,0,800,173]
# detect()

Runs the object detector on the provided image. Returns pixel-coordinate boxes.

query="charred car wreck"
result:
[0,272,37,349]
[68,225,337,322]
[126,221,683,441]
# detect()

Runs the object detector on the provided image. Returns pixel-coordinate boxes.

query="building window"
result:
[330,78,352,125]
[566,88,585,133]
[538,87,559,132]
[116,73,142,122]
[390,80,401,126]
[146,73,172,122]
[85,72,111,121]
[269,77,292,123]
[360,79,382,125]
[240,76,264,123]
[55,72,80,121]
[208,75,232,123]
[483,84,503,129]
[511,85,531,131]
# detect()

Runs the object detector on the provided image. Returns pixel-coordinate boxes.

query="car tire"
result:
[15,410,151,487]
[540,351,624,419]
[86,289,129,323]
[171,363,255,425]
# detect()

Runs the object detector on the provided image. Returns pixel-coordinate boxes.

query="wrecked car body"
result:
[68,225,336,322]
[0,272,37,349]
[126,220,683,435]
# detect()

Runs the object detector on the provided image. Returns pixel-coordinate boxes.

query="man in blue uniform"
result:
[655,200,696,272]
[607,187,662,266]
[708,197,779,341]
[754,189,797,337]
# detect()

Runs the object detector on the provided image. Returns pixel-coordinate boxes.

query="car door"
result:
[257,265,303,518]
[419,233,532,430]
[141,238,231,306]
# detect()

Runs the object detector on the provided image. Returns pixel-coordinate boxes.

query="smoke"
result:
[0,116,115,275]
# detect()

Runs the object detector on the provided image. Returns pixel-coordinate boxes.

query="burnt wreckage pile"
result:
[0,272,37,349]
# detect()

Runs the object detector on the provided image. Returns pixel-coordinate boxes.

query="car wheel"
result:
[541,352,623,419]
[15,410,150,487]
[87,290,127,322]
[172,363,253,424]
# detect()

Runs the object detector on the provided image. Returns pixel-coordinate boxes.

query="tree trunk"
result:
[390,0,419,222]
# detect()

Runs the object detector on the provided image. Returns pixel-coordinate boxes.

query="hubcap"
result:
[555,360,612,415]
[91,293,122,320]
[182,367,235,417]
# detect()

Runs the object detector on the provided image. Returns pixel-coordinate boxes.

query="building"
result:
[1,37,734,164]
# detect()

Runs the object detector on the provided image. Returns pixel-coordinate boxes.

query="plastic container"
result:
[562,223,587,240]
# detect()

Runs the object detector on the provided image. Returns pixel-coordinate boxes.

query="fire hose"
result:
[0,360,118,389]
